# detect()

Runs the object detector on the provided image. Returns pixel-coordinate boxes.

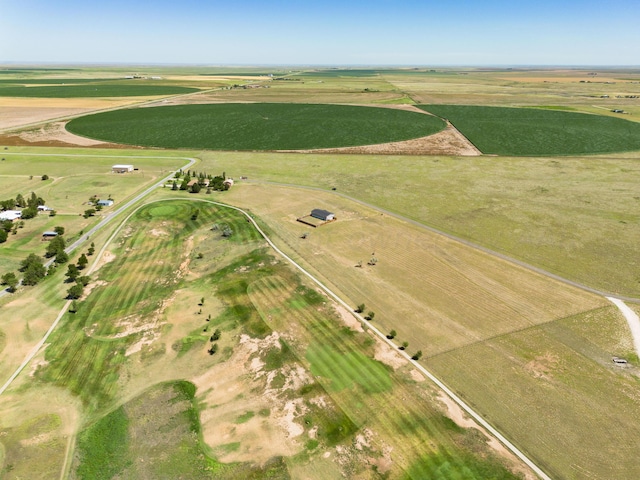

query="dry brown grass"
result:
[225,183,605,355]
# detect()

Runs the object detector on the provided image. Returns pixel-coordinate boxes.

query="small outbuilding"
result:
[112,164,134,173]
[97,199,114,207]
[37,205,53,211]
[42,231,58,240]
[311,209,335,221]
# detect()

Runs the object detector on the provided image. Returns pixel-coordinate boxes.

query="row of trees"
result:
[170,170,230,194]
[355,302,423,361]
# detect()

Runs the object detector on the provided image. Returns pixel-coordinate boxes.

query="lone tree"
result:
[411,350,423,361]
[1,272,18,292]
[208,343,218,355]
[83,208,96,218]
[222,227,233,238]
[77,253,88,270]
[386,330,397,340]
[399,341,409,351]
[69,300,79,313]
[87,242,95,256]
[67,282,84,300]
[65,264,80,283]
[365,311,375,321]
[355,303,365,313]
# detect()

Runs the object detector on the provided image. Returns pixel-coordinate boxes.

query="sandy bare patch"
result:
[409,369,425,382]
[374,341,407,370]
[334,304,364,332]
[283,118,481,156]
[193,331,303,464]
[149,228,169,237]
[437,391,478,430]
[94,250,116,272]
[79,279,108,302]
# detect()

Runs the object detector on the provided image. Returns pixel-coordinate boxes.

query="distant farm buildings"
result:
[97,199,114,207]
[297,209,336,228]
[0,210,22,221]
[37,205,53,212]
[112,164,134,173]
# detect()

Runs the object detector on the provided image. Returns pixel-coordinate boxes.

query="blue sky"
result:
[1,0,638,65]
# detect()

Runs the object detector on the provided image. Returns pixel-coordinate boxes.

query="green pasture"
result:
[426,305,640,479]
[203,150,640,297]
[65,103,446,150]
[420,104,640,155]
[0,84,199,98]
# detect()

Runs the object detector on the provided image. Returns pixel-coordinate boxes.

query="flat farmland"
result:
[420,105,640,155]
[220,182,640,478]
[199,150,640,297]
[0,84,200,98]
[66,103,445,150]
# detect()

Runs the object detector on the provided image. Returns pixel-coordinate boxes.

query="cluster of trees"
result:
[0,192,46,219]
[171,169,230,194]
[65,249,91,300]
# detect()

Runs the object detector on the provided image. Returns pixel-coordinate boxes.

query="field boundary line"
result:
[153,197,553,480]
[249,180,640,303]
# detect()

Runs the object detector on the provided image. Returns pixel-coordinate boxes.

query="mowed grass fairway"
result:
[0,84,200,98]
[221,183,640,479]
[420,105,640,155]
[66,103,446,150]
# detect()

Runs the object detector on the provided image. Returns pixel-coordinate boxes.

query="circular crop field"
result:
[421,105,640,155]
[66,103,446,150]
